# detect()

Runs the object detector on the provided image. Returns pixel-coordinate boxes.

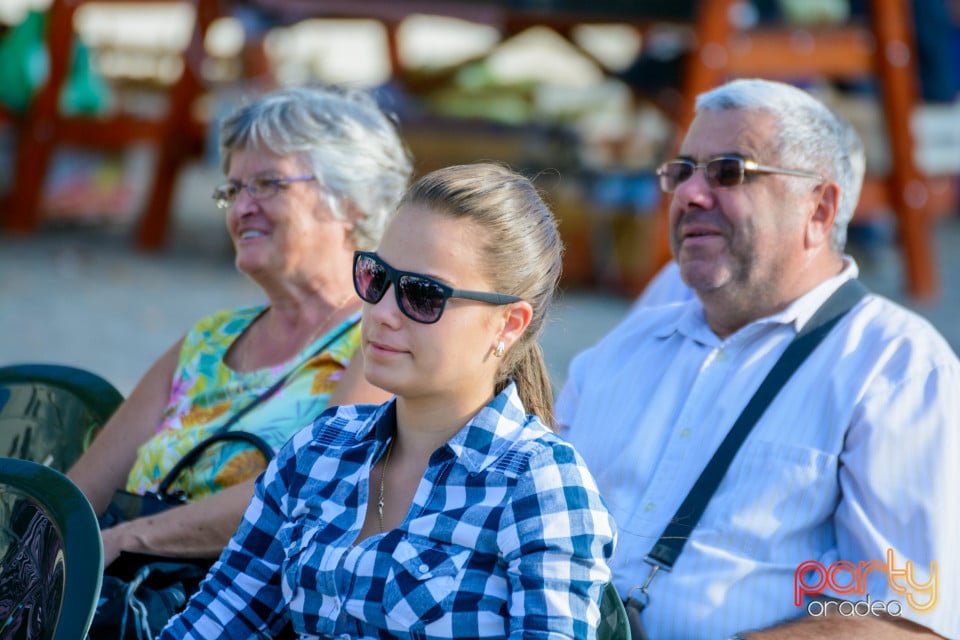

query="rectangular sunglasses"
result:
[353,251,523,324]
[656,155,823,193]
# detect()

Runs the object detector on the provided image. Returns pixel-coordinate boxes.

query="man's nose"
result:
[672,167,716,210]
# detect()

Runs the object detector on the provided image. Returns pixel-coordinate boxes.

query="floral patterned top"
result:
[125,306,361,501]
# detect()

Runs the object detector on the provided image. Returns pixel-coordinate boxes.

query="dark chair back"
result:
[0,457,103,639]
[0,364,123,473]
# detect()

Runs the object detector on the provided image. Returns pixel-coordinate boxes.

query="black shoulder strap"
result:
[157,431,275,496]
[646,278,868,570]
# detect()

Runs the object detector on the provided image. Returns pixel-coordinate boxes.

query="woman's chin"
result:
[362,364,407,398]
[234,252,269,277]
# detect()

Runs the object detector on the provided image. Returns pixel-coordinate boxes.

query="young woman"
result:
[160,163,616,639]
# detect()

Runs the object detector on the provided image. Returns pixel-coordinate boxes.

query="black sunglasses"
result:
[656,155,823,193]
[353,251,523,324]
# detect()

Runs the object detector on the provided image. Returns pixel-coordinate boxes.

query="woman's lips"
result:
[367,339,407,355]
[237,229,268,241]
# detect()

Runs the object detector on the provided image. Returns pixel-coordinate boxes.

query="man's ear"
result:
[806,181,840,249]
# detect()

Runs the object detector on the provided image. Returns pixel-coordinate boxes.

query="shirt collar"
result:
[654,257,860,342]
[370,401,397,443]
[779,257,860,333]
[361,382,533,474]
[444,382,531,474]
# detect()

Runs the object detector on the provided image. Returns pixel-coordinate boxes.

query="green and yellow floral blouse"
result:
[125,306,361,501]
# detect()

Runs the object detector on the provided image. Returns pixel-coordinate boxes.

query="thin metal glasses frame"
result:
[212,175,315,209]
[656,155,823,193]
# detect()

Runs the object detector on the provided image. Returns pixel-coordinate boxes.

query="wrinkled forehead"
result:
[680,108,781,161]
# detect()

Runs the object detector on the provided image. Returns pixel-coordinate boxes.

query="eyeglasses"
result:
[353,251,524,324]
[211,175,315,209]
[656,155,823,193]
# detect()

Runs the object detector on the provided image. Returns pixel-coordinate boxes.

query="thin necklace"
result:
[377,440,394,533]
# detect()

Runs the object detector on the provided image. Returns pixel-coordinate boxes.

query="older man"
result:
[557,78,959,639]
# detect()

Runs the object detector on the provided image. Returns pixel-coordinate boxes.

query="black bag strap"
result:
[211,316,360,438]
[156,316,359,496]
[637,279,868,591]
[157,431,275,496]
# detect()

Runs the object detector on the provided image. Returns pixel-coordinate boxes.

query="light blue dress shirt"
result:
[557,262,960,638]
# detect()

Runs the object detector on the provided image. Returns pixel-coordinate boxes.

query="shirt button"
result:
[679,428,691,439]
[418,563,430,574]
[644,502,655,512]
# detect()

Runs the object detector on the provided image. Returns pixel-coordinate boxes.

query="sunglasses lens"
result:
[398,276,446,323]
[707,158,745,187]
[658,161,694,192]
[354,255,388,303]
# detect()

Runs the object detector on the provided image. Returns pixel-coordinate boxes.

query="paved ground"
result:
[1,162,958,396]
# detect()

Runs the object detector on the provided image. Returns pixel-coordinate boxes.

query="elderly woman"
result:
[67,85,412,566]
[161,163,616,639]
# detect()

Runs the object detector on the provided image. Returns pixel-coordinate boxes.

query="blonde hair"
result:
[400,163,564,428]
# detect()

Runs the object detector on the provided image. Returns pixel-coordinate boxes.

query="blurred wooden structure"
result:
[1,0,219,249]
[663,0,947,300]
[1,0,950,298]
[242,0,947,299]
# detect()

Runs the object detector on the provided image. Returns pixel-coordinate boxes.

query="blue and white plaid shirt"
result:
[161,383,616,639]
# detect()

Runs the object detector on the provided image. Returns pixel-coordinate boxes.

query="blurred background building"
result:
[1,0,958,393]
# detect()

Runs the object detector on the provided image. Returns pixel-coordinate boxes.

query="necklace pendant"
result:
[377,440,393,533]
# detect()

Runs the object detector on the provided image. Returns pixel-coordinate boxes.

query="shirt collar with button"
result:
[359,381,541,475]
[654,257,861,344]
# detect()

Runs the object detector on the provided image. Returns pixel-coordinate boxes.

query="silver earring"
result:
[494,341,505,358]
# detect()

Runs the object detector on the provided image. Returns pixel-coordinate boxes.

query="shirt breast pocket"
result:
[382,535,471,628]
[703,438,840,541]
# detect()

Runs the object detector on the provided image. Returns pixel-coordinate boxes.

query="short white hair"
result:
[696,79,862,252]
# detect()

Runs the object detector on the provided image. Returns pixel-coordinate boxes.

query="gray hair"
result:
[219,85,413,250]
[834,117,866,250]
[695,79,862,252]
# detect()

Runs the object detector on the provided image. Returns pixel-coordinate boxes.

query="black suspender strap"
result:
[630,278,868,607]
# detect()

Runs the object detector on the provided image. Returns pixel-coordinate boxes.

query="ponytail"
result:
[497,341,555,430]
